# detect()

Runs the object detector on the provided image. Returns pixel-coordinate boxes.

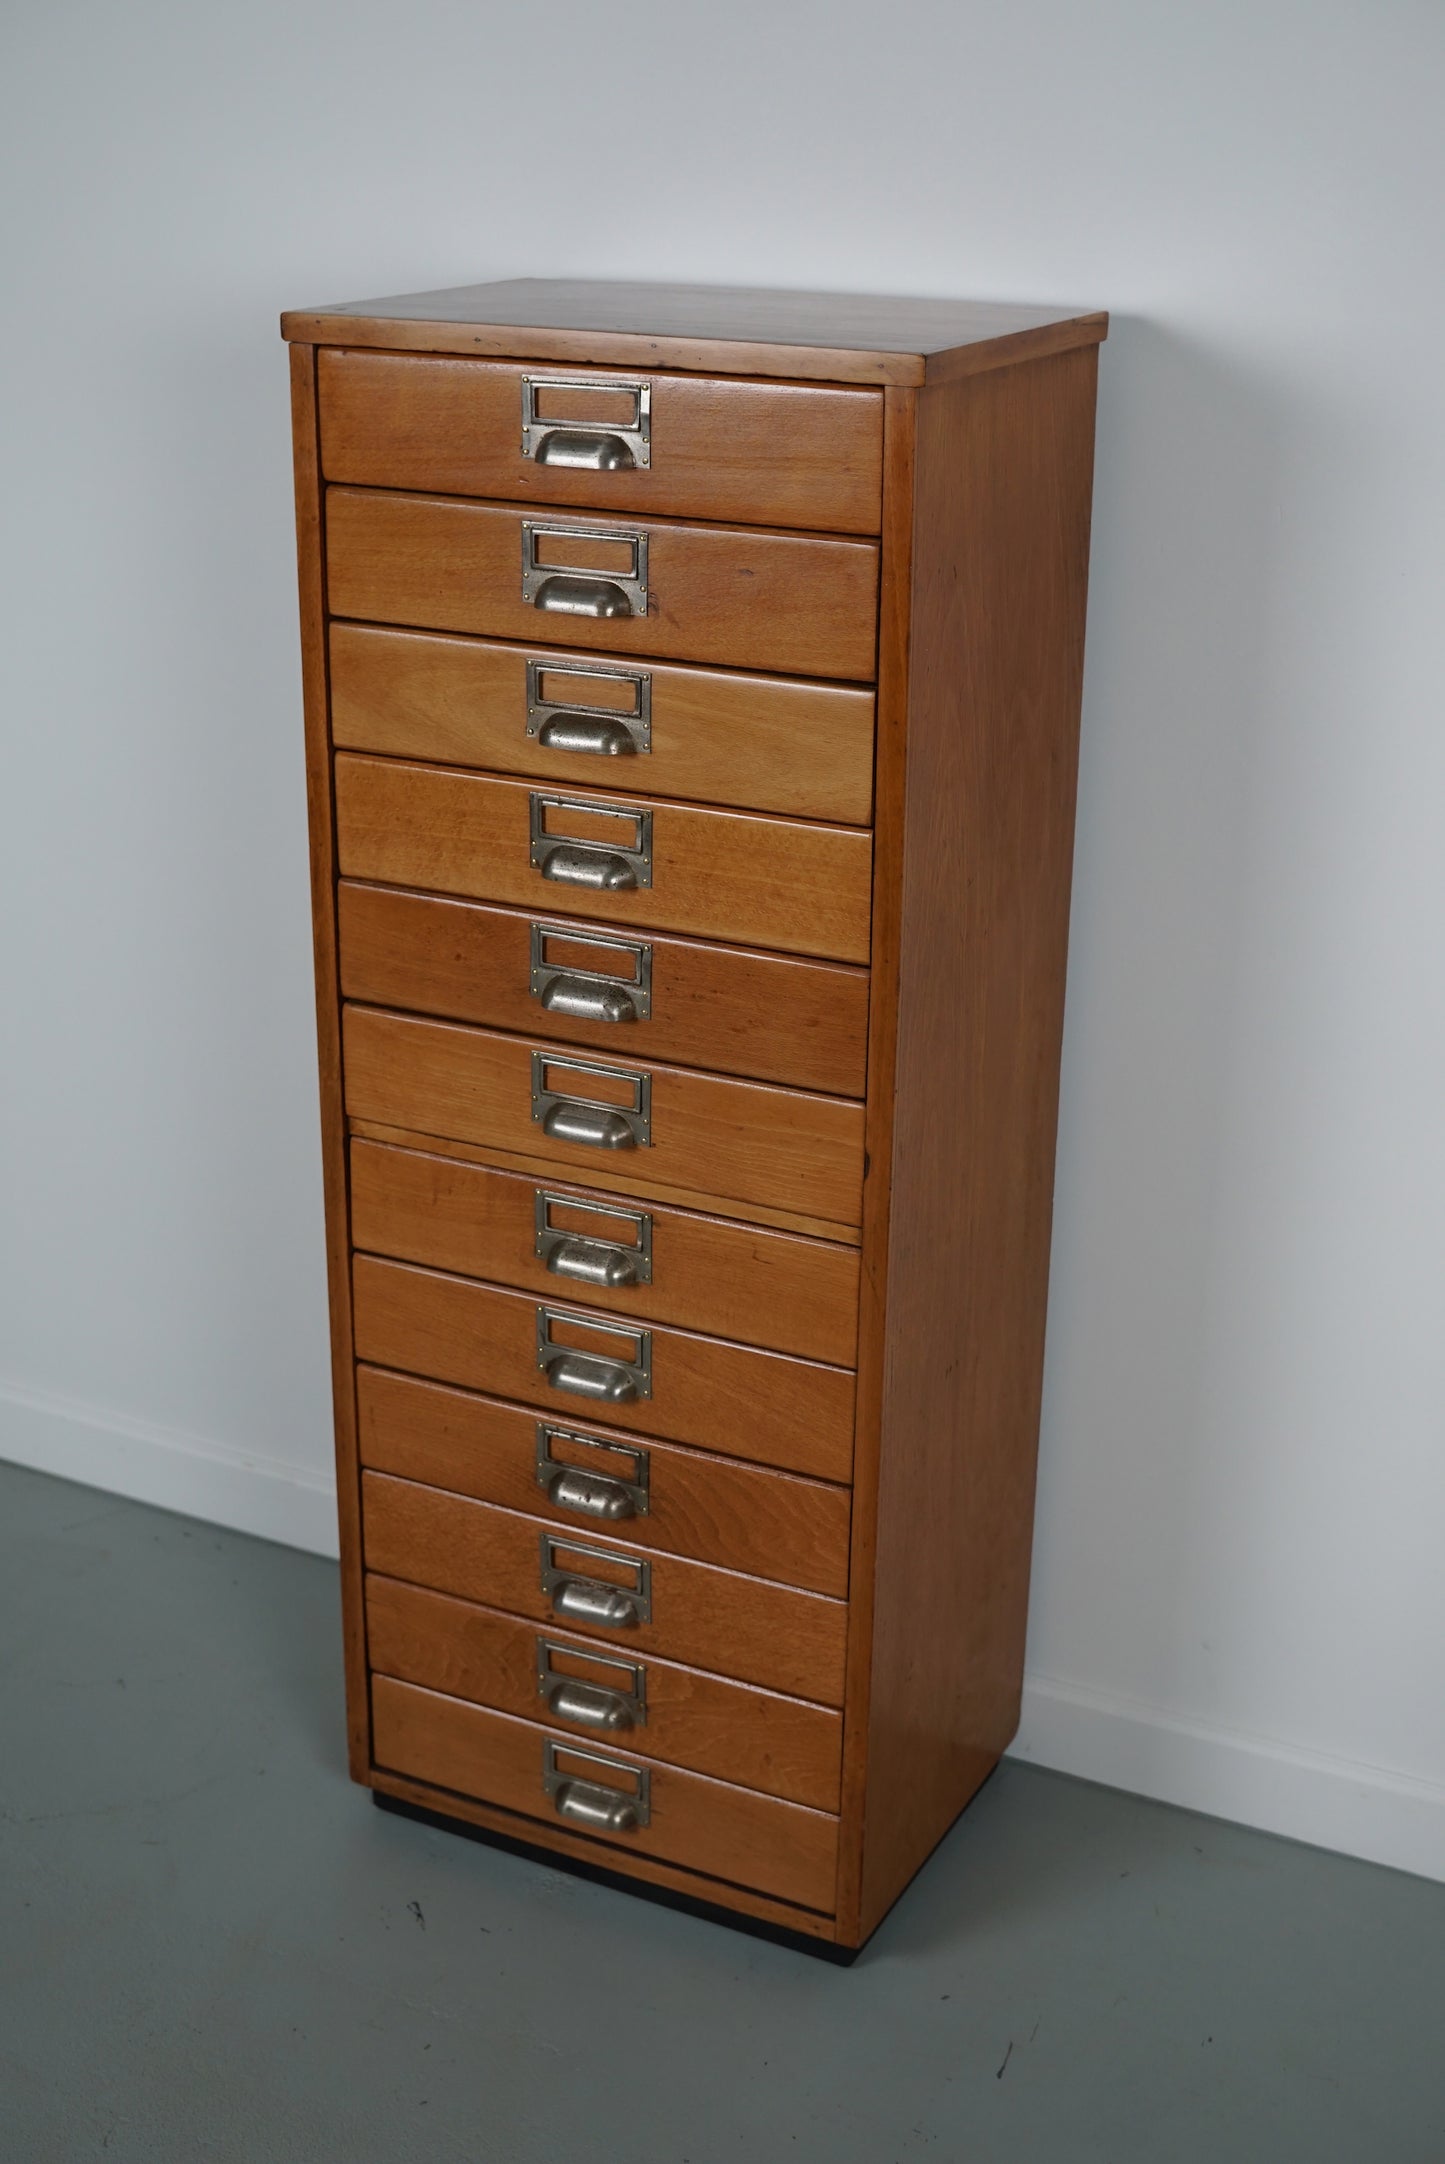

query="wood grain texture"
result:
[351,1254,855,1481]
[834,385,917,1940]
[341,1005,867,1230]
[334,754,872,964]
[346,1118,863,1247]
[361,1473,847,1705]
[328,624,877,825]
[349,1138,860,1366]
[851,347,1101,1942]
[357,1363,850,1595]
[318,350,883,534]
[288,344,370,1781]
[370,1674,839,1912]
[326,487,879,681]
[366,1574,844,1809]
[281,276,1107,389]
[337,881,869,1097]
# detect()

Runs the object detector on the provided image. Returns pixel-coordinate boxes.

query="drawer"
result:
[352,1255,854,1482]
[342,1006,867,1232]
[357,1364,851,1596]
[349,1140,860,1367]
[371,1673,839,1913]
[333,755,872,965]
[361,1472,847,1704]
[337,882,869,1098]
[329,625,876,826]
[366,1575,843,1809]
[326,488,879,682]
[318,350,884,536]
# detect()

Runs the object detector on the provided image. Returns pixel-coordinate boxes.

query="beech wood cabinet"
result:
[283,278,1106,1956]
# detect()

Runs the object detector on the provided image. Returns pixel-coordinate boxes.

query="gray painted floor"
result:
[2,1458,1442,2164]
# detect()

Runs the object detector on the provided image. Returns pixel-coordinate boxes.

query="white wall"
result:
[3,0,1442,1882]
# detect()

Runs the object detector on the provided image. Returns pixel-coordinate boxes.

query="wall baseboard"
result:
[4,1376,1441,1888]
[0,1374,339,1561]
[1012,1670,1445,1886]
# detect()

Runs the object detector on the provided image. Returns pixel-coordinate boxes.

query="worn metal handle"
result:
[536,1425,650,1520]
[532,1054,651,1152]
[537,712,639,756]
[534,1193,652,1289]
[546,1465,637,1520]
[540,1534,651,1629]
[536,841,639,891]
[523,522,647,616]
[541,1101,637,1151]
[521,378,651,470]
[530,794,652,890]
[552,1578,641,1629]
[542,1736,650,1828]
[543,1350,640,1404]
[531,575,634,620]
[551,1777,640,1832]
[545,1238,641,1291]
[536,1633,646,1725]
[537,1307,650,1403]
[531,925,650,1025]
[544,1677,637,1732]
[533,429,636,472]
[527,661,651,757]
[537,973,638,1025]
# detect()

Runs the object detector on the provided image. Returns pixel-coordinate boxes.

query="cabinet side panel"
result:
[290,342,369,1780]
[835,386,917,1940]
[856,346,1101,1938]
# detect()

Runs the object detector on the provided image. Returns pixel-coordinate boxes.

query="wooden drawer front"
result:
[342,1007,867,1233]
[371,1674,838,1913]
[329,625,876,826]
[366,1575,843,1809]
[318,351,884,537]
[350,1140,860,1368]
[334,754,871,966]
[338,883,868,1099]
[326,488,879,683]
[352,1255,854,1482]
[357,1365,850,1596]
[361,1472,847,1704]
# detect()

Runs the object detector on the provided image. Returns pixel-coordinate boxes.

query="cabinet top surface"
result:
[280,276,1106,386]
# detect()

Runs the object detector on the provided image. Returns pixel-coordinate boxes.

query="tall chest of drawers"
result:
[282,279,1106,1955]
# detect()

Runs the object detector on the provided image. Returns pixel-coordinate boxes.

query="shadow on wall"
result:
[1029,312,1292,1719]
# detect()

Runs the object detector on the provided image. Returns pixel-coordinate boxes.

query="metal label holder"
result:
[521,375,652,470]
[530,1051,652,1151]
[539,1530,653,1628]
[525,659,652,755]
[542,1737,652,1831]
[528,792,653,891]
[521,520,648,615]
[535,1636,648,1733]
[529,921,653,1023]
[535,1421,652,1519]
[535,1304,652,1403]
[533,1191,654,1288]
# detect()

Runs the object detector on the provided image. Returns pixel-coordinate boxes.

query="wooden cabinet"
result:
[285,276,1105,1956]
